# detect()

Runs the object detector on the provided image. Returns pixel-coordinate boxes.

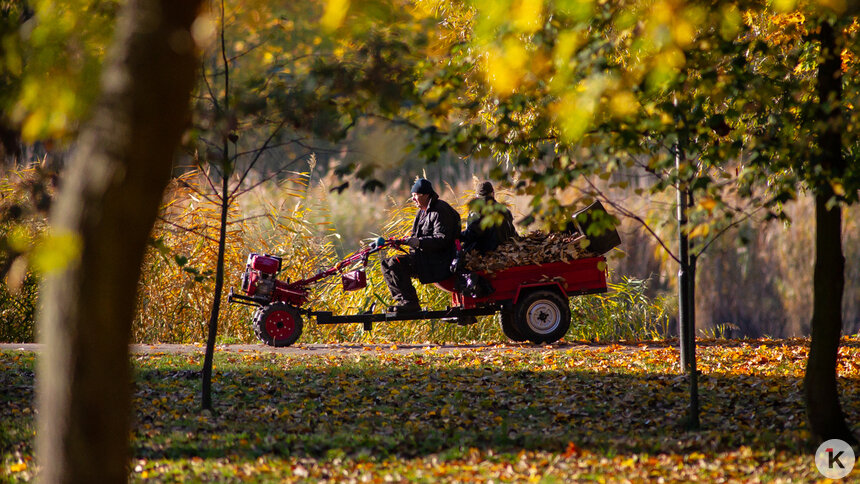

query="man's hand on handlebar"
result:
[368,237,415,251]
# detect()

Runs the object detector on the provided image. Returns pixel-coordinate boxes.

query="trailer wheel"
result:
[514,290,570,344]
[499,310,526,342]
[253,302,303,347]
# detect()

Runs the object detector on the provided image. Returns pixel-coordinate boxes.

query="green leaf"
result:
[30,229,82,275]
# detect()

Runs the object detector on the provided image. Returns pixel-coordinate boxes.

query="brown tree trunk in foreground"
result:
[803,20,856,445]
[36,1,203,482]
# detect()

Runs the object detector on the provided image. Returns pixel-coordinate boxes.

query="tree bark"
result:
[36,1,203,482]
[201,164,229,411]
[805,193,854,443]
[201,0,231,411]
[803,20,856,445]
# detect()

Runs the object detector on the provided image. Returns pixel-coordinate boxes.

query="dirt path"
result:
[0,341,678,355]
[1,339,817,356]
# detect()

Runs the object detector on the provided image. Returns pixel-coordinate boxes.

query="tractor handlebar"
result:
[369,236,407,250]
[367,237,415,255]
[277,237,408,289]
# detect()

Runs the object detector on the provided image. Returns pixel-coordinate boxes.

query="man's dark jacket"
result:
[461,199,517,253]
[410,197,461,283]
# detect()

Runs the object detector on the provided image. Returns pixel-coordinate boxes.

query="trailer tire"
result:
[514,290,570,344]
[253,302,303,347]
[499,310,526,342]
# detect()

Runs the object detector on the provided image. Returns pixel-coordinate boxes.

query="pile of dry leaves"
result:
[464,231,595,273]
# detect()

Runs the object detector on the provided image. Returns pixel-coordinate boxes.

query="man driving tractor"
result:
[381,178,461,313]
[230,177,613,347]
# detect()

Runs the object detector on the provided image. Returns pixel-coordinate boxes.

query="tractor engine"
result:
[240,253,283,303]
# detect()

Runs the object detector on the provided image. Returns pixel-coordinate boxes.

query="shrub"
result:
[133,172,259,343]
[0,271,38,342]
[0,165,53,343]
[567,275,672,342]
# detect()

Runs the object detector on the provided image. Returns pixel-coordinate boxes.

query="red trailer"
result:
[228,238,609,346]
[435,257,608,343]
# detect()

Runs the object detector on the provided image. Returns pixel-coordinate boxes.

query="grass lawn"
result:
[3,339,860,482]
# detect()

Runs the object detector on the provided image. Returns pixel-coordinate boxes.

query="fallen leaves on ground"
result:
[3,338,860,482]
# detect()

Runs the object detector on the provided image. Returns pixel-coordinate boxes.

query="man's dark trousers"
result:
[381,253,420,306]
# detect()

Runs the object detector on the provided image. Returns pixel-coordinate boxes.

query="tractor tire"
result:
[499,309,526,342]
[253,302,303,347]
[513,290,570,344]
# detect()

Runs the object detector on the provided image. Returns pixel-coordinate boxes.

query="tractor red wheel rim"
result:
[265,310,296,341]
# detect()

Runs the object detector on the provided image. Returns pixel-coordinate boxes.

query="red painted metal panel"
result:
[273,284,308,306]
[250,254,281,274]
[438,256,608,309]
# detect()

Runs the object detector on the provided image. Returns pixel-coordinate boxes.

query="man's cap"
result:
[411,178,438,197]
[477,181,494,198]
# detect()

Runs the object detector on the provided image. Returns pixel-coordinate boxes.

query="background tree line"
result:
[1,0,857,341]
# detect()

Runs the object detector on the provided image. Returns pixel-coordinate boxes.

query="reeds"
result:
[0,165,50,342]
[133,171,677,344]
[7,165,852,344]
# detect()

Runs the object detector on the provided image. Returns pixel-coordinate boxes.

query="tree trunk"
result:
[36,1,202,482]
[201,2,232,411]
[803,20,856,445]
[201,166,229,410]
[805,194,853,443]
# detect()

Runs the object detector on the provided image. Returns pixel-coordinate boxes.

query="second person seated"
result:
[460,180,518,254]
